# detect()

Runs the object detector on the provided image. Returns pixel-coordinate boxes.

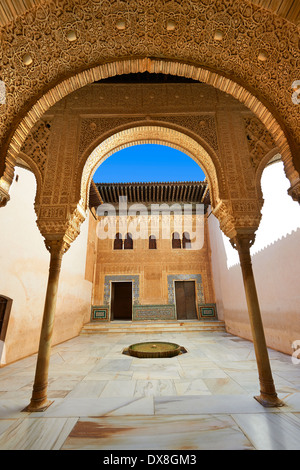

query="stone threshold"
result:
[80,320,226,334]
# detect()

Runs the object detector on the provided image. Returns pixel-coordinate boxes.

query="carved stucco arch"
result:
[80,125,221,213]
[1,58,299,207]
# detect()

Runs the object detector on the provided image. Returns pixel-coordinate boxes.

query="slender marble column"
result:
[23,239,68,412]
[231,231,284,407]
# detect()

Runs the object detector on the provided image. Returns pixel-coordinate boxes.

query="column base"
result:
[22,399,54,413]
[254,394,285,408]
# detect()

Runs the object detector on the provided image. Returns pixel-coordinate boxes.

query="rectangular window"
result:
[124,233,133,249]
[114,233,123,250]
[149,235,157,249]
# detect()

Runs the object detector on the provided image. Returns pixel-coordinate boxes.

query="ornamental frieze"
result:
[36,202,86,242]
[77,114,219,163]
[244,117,276,169]
[158,115,218,151]
[231,200,262,214]
[0,0,299,154]
[37,205,68,220]
[78,117,138,159]
[20,119,52,178]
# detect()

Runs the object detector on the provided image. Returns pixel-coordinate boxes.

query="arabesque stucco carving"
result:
[0,0,299,195]
[0,0,299,239]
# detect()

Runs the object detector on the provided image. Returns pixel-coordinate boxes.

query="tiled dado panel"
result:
[132,305,176,321]
[199,303,218,320]
[91,305,109,321]
[91,274,216,322]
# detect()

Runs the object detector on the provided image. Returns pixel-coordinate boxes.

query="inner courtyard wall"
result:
[91,211,216,321]
[209,213,300,356]
[0,168,93,365]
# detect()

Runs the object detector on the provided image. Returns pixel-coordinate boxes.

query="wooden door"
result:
[0,297,7,336]
[175,281,197,320]
[111,282,132,320]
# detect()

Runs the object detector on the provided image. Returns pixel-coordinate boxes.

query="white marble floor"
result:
[0,330,300,450]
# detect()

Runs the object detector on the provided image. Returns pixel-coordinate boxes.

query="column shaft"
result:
[23,241,65,412]
[234,234,284,407]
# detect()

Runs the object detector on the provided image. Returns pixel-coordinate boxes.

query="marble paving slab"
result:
[173,378,211,396]
[0,399,31,418]
[61,415,254,450]
[0,417,78,450]
[27,397,155,418]
[66,380,108,398]
[232,412,300,450]
[134,380,178,397]
[153,393,300,415]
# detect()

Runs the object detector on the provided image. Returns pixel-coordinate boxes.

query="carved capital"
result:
[230,229,256,267]
[64,204,86,247]
[44,238,70,257]
[36,204,86,259]
[231,199,262,232]
[213,196,262,243]
[36,203,86,250]
[212,200,237,239]
[288,179,300,204]
[43,238,69,275]
[230,229,256,252]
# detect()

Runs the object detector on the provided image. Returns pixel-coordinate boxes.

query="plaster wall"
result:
[0,168,92,365]
[209,213,300,356]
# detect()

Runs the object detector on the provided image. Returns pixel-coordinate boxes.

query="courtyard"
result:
[0,328,300,451]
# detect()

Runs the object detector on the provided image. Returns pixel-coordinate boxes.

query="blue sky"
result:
[93,144,206,183]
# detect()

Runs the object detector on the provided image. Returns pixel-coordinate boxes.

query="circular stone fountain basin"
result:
[127,341,183,358]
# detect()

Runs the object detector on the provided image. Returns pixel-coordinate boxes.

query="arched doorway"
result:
[0,295,12,365]
[86,138,215,324]
[80,124,222,213]
[6,71,287,411]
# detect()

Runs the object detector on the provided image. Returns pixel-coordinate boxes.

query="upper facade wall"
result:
[1,0,299,213]
[92,211,216,318]
[20,82,278,227]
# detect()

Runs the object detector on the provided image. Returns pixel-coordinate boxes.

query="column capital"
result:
[288,178,300,204]
[36,202,87,254]
[44,238,70,257]
[212,199,237,239]
[230,229,256,253]
[212,199,261,241]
